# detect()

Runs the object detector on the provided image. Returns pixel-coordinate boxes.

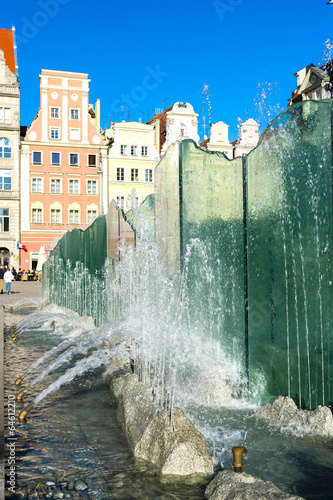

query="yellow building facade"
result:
[105,121,159,211]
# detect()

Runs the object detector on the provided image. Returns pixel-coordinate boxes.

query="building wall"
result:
[0,37,20,269]
[106,121,159,211]
[21,69,107,270]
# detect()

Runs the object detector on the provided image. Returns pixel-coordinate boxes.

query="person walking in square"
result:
[4,267,13,294]
[0,265,4,294]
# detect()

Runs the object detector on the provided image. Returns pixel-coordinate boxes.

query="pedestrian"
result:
[4,268,13,294]
[0,265,4,294]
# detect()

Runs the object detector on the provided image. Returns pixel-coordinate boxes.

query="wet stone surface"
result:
[11,481,91,499]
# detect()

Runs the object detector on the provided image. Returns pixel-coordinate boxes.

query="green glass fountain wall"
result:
[165,100,332,409]
[43,100,333,409]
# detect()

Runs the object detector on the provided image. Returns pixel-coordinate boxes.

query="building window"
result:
[0,209,9,231]
[69,179,80,194]
[50,209,61,224]
[69,128,80,141]
[70,153,78,166]
[116,167,124,181]
[70,109,79,120]
[0,170,11,190]
[50,179,62,194]
[145,169,153,183]
[116,196,125,210]
[131,145,137,156]
[120,145,127,156]
[51,152,60,165]
[33,152,42,164]
[0,108,11,124]
[87,210,97,225]
[50,107,60,119]
[69,209,79,224]
[131,168,139,182]
[141,146,148,157]
[88,154,97,167]
[50,128,60,139]
[31,178,43,193]
[0,138,11,158]
[32,208,43,223]
[87,180,97,195]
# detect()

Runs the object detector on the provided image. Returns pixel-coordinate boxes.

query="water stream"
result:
[4,304,333,499]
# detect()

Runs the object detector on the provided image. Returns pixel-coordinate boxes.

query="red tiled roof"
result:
[199,139,209,147]
[0,28,16,74]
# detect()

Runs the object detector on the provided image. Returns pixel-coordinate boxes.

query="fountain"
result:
[7,100,333,498]
[43,99,332,411]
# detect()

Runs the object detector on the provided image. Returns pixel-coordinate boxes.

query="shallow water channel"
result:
[4,306,333,499]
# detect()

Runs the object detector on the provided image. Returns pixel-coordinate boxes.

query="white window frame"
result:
[116,167,125,181]
[131,145,137,156]
[69,209,80,224]
[87,180,97,195]
[31,177,43,193]
[116,196,125,210]
[0,170,12,191]
[120,145,127,156]
[68,179,80,195]
[0,138,11,158]
[70,108,80,120]
[131,168,139,182]
[87,209,97,225]
[51,152,61,165]
[88,154,97,167]
[50,208,62,224]
[50,178,62,194]
[69,153,79,166]
[141,146,148,157]
[145,169,153,183]
[50,127,60,140]
[0,208,9,232]
[50,107,60,119]
[0,107,11,124]
[32,151,42,165]
[32,207,43,224]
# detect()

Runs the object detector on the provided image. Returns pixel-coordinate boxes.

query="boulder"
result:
[255,396,333,438]
[110,371,214,476]
[205,470,305,500]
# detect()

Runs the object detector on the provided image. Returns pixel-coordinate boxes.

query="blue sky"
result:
[3,0,333,141]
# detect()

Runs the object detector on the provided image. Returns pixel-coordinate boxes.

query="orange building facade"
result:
[20,69,108,271]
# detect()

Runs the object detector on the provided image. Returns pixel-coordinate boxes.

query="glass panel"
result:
[180,140,245,365]
[247,100,333,409]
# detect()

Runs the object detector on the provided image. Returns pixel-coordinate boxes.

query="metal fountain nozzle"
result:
[19,402,35,421]
[15,373,27,386]
[232,446,247,473]
[16,389,27,401]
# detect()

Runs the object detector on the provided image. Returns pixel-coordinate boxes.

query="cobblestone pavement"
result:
[0,281,42,308]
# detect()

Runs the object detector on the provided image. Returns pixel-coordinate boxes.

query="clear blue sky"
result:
[3,0,333,141]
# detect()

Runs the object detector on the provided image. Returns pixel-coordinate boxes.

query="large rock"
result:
[205,470,305,500]
[110,371,214,476]
[255,396,333,438]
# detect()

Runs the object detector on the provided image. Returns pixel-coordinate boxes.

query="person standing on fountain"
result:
[0,265,4,294]
[4,267,13,294]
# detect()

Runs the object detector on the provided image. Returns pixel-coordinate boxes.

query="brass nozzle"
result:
[232,446,247,473]
[19,402,35,421]
[15,374,27,386]
[16,390,27,401]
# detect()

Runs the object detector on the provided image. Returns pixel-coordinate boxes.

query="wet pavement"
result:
[0,281,42,308]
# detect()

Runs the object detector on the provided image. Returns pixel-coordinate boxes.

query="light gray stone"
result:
[256,396,333,438]
[205,470,305,500]
[110,371,214,476]
[74,480,88,491]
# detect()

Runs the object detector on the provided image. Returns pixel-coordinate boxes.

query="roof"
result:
[147,106,172,151]
[0,28,16,74]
